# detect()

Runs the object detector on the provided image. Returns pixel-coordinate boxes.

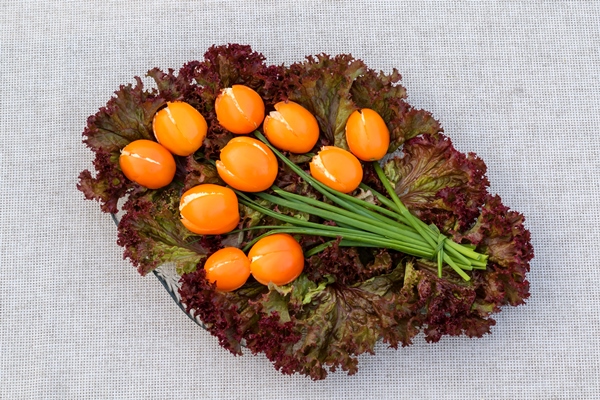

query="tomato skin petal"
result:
[249,233,304,286]
[204,247,251,292]
[345,108,390,161]
[215,85,265,134]
[179,184,240,235]
[263,101,319,153]
[309,146,363,194]
[216,137,278,192]
[119,139,176,189]
[152,101,207,156]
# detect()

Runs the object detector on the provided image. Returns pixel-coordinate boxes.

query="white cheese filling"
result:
[268,110,294,133]
[206,259,237,272]
[311,152,338,182]
[164,105,177,125]
[179,191,222,212]
[120,149,161,165]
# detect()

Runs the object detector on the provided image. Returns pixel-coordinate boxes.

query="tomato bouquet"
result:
[79,44,533,380]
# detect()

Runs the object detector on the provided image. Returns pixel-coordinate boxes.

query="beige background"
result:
[1,1,599,398]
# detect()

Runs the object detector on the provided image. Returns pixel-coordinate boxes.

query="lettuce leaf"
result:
[179,254,513,379]
[285,55,442,153]
[178,268,271,354]
[381,133,489,233]
[180,263,409,379]
[117,186,209,276]
[351,69,441,152]
[77,76,172,213]
[304,240,396,286]
[286,54,366,150]
[460,194,533,306]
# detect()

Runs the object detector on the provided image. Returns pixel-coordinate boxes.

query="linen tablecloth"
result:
[1,1,599,398]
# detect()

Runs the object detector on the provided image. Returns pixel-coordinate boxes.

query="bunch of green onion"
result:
[234,132,487,281]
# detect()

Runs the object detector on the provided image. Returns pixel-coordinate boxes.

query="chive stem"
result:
[372,162,439,250]
[255,192,433,254]
[271,189,428,248]
[304,239,379,257]
[241,227,433,257]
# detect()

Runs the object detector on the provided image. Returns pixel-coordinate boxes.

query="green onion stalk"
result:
[232,132,487,281]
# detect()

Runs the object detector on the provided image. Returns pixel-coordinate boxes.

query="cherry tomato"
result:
[309,146,363,193]
[204,247,251,292]
[248,234,304,286]
[216,137,278,192]
[345,108,390,161]
[263,101,319,153]
[152,101,208,156]
[119,139,176,189]
[215,85,265,134]
[179,184,239,235]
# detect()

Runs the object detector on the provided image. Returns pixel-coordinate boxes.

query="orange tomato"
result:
[152,101,208,156]
[119,139,176,189]
[204,247,251,292]
[248,234,304,286]
[216,137,278,192]
[309,146,363,193]
[263,100,319,153]
[345,108,390,161]
[179,184,240,235]
[215,85,265,134]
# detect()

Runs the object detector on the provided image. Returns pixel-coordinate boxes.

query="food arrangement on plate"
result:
[78,44,533,380]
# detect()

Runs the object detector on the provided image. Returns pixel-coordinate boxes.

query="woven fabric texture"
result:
[1,1,599,399]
